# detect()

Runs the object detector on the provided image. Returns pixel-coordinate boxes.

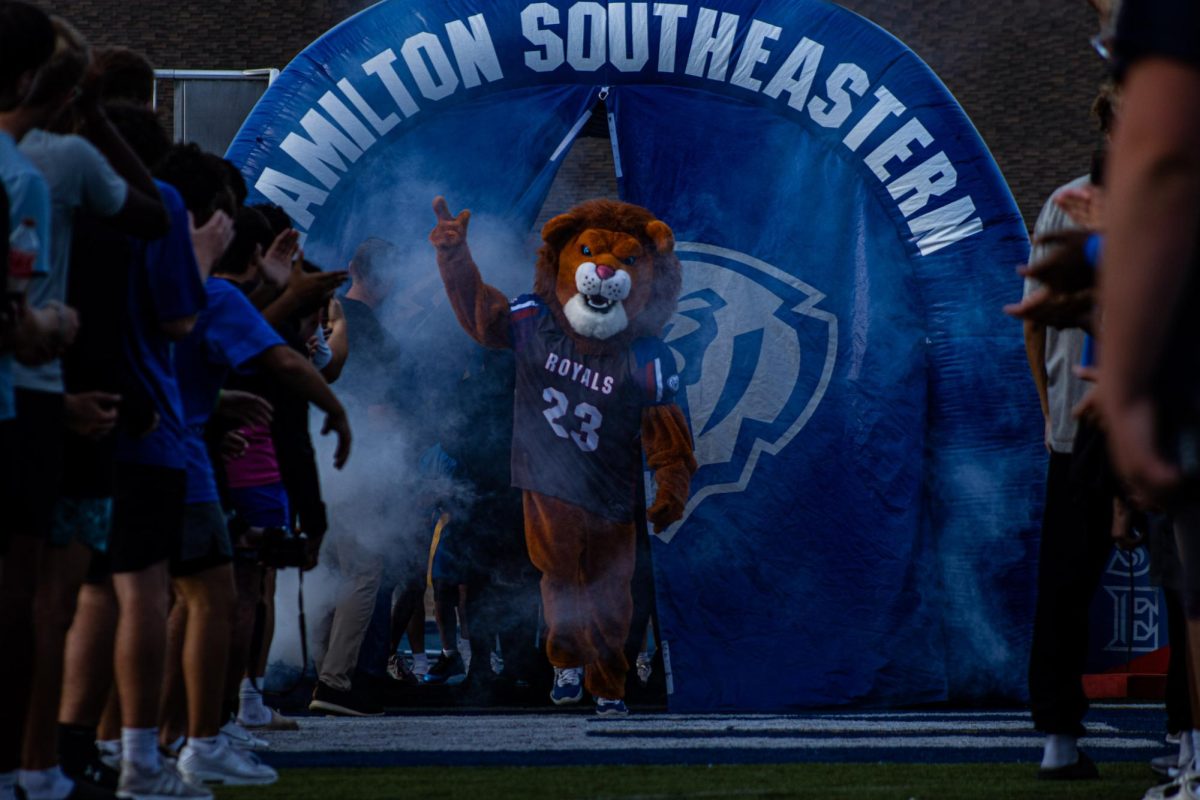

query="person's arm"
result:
[261,258,347,327]
[1023,319,1050,420]
[78,103,169,238]
[430,196,512,348]
[253,344,351,468]
[1098,58,1200,496]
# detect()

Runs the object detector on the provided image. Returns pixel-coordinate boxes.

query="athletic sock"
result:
[18,766,74,800]
[121,728,161,772]
[413,652,429,676]
[96,739,120,763]
[1180,730,1196,770]
[1040,733,1079,770]
[162,736,185,758]
[238,677,270,726]
[56,723,98,776]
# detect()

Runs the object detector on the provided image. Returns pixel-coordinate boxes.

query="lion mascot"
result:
[429,195,696,715]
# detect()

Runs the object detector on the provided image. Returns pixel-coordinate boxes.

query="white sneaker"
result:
[178,738,277,787]
[218,720,269,750]
[117,759,212,800]
[1145,770,1200,800]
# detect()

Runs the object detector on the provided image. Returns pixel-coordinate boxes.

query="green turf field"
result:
[218,762,1159,799]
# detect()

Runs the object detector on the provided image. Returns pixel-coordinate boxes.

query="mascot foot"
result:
[594,697,629,717]
[550,667,584,705]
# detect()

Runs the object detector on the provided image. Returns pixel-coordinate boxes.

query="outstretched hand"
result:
[1018,230,1095,293]
[429,196,471,251]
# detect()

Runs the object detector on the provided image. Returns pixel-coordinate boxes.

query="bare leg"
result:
[22,541,92,769]
[255,568,276,678]
[0,534,44,773]
[97,693,120,742]
[157,592,187,746]
[111,564,170,729]
[173,565,236,739]
[225,561,260,722]
[59,581,118,728]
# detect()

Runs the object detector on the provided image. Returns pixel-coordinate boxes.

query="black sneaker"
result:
[422,651,466,685]
[63,756,120,793]
[308,680,384,716]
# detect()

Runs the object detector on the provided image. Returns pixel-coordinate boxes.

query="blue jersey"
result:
[508,294,679,522]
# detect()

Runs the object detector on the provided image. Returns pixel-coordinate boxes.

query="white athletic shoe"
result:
[1145,770,1200,800]
[116,759,212,800]
[218,720,269,750]
[178,738,278,787]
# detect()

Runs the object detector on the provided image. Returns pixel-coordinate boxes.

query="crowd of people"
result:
[0,2,560,798]
[1006,0,1200,797]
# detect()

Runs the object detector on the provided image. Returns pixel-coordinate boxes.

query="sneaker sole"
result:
[117,790,214,800]
[551,691,584,705]
[236,714,297,734]
[308,699,384,717]
[595,708,629,717]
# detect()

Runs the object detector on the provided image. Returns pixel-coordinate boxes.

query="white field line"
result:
[258,716,1155,754]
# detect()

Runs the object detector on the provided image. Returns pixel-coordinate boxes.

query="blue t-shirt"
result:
[115,181,206,468]
[0,131,51,421]
[176,277,283,504]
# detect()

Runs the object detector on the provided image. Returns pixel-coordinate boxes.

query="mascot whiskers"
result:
[429,196,697,715]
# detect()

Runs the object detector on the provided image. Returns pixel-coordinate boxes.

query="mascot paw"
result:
[430,196,471,250]
[647,496,685,533]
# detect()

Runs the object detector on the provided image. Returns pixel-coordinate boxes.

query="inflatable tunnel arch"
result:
[228,0,1043,712]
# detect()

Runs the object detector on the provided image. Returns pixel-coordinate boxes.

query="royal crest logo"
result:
[656,243,838,543]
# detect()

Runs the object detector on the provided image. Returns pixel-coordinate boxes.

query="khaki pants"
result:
[312,532,383,692]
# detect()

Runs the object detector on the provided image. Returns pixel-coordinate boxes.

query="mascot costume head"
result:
[430,196,696,713]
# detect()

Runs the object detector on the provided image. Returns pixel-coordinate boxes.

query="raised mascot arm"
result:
[642,404,697,533]
[429,196,512,348]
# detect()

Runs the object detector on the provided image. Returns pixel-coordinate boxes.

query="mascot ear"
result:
[646,220,675,255]
[542,213,579,250]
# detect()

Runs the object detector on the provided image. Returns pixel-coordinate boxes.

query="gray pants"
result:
[312,531,384,691]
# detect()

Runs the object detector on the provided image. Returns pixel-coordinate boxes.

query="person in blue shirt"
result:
[101,163,216,799]
[153,145,350,789]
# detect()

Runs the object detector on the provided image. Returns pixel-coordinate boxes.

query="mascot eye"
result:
[623,256,636,266]
[581,245,592,256]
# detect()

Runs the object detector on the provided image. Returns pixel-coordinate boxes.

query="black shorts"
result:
[84,548,112,585]
[109,463,186,574]
[0,389,65,548]
[171,502,233,577]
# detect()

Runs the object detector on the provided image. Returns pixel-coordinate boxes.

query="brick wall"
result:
[38,0,1107,228]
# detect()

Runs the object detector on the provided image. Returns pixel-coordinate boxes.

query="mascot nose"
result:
[595,264,615,280]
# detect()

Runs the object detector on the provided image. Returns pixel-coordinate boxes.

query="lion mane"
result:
[532,199,683,351]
